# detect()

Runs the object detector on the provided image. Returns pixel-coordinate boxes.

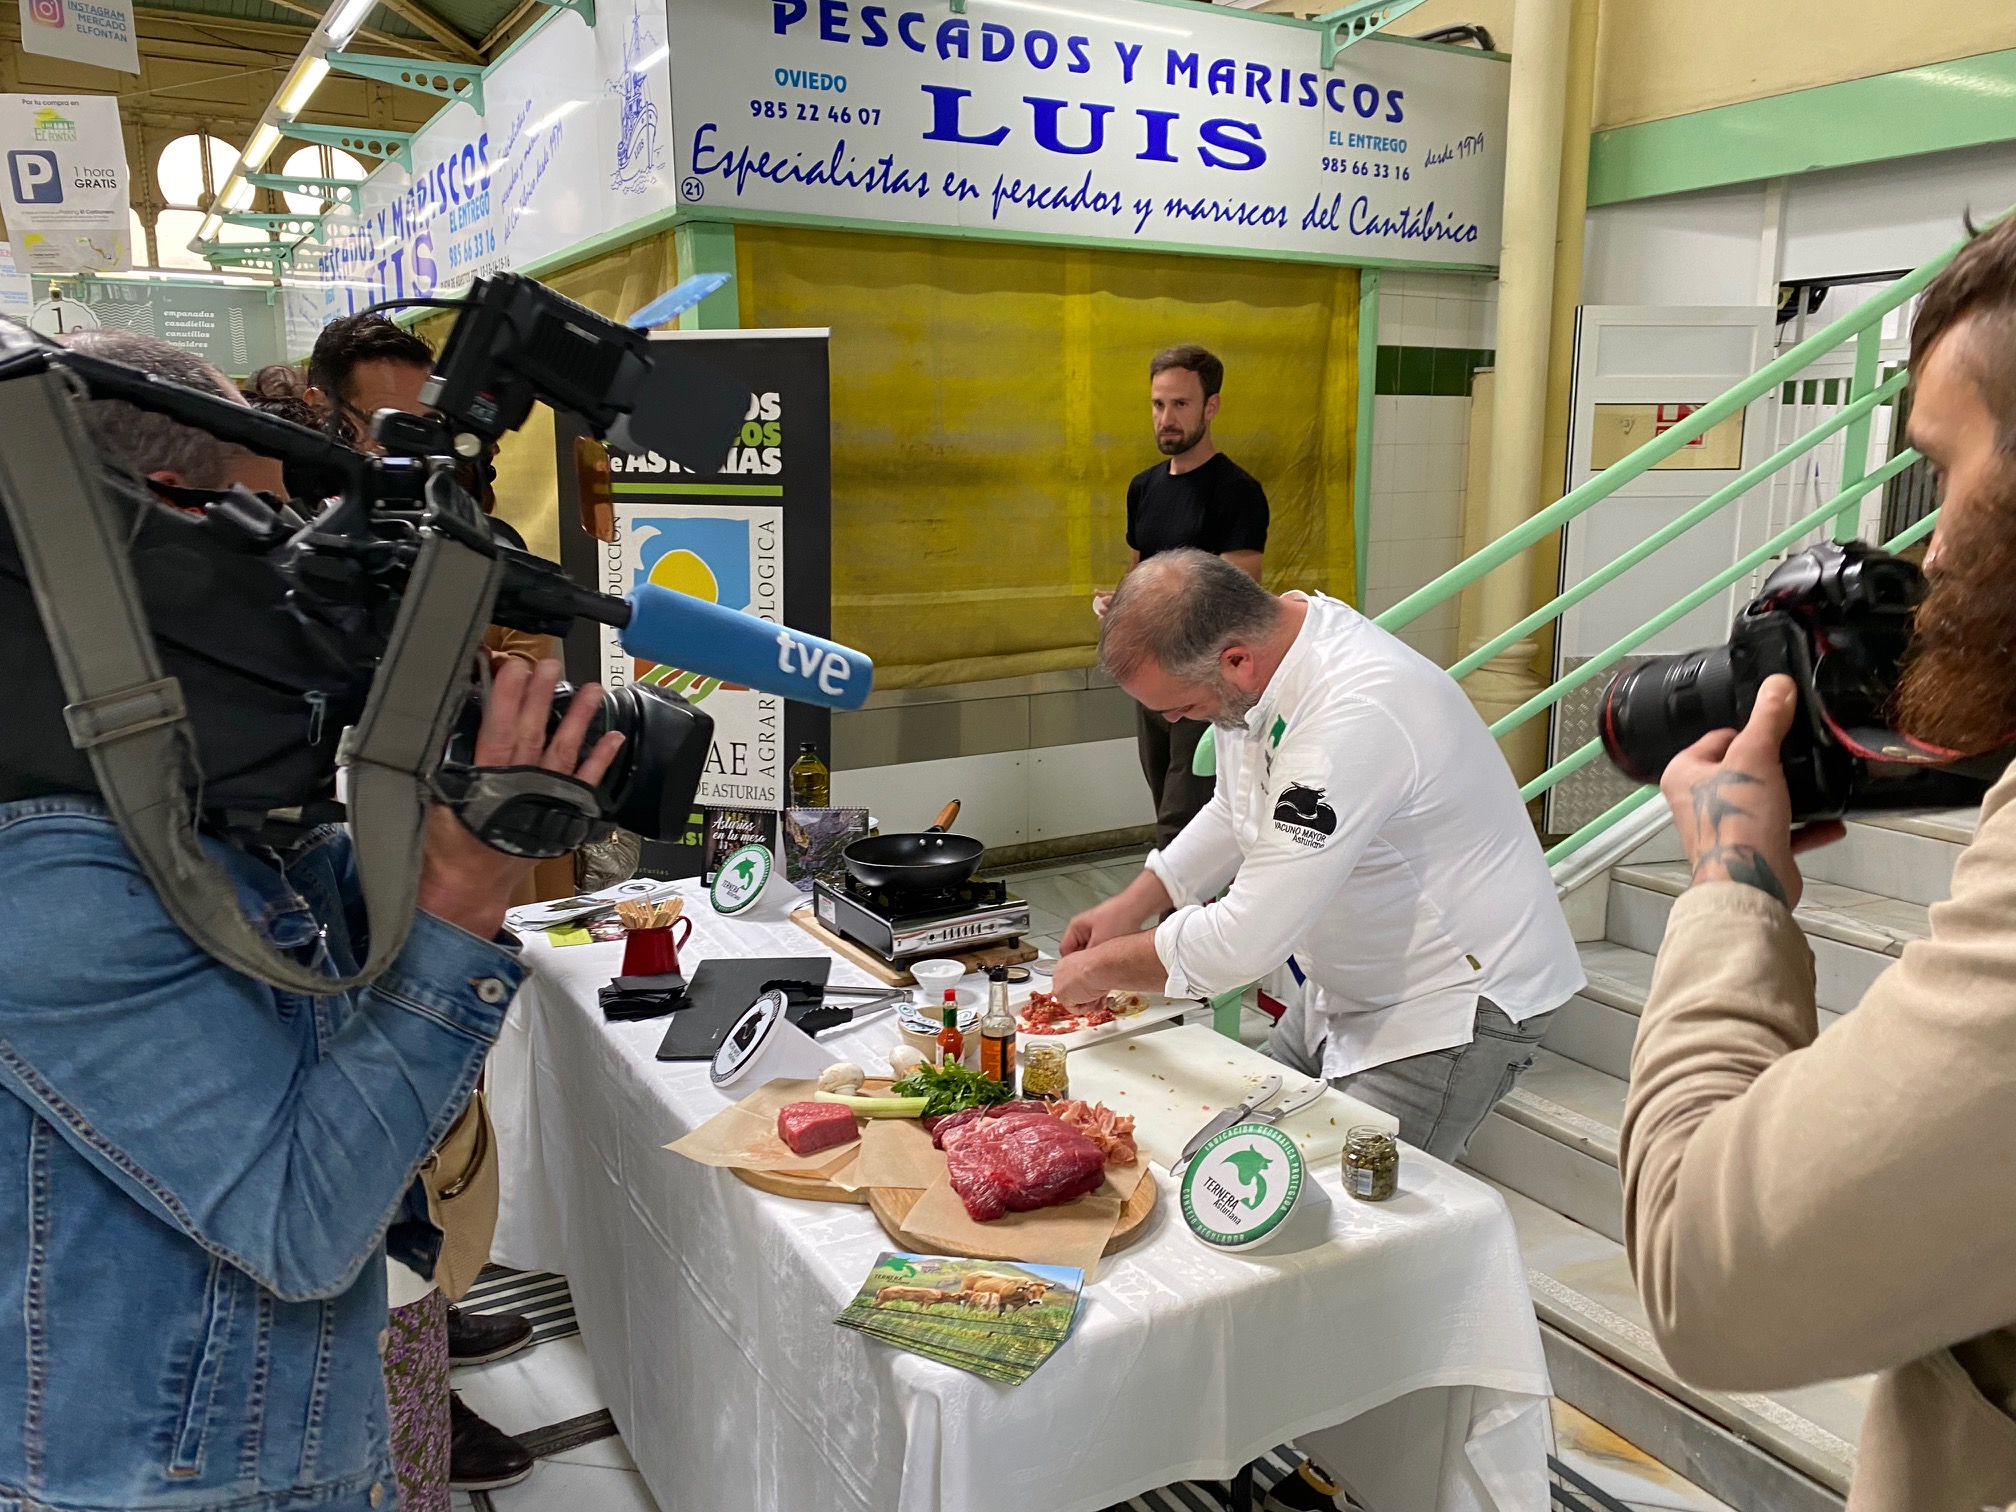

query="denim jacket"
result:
[0,797,525,1512]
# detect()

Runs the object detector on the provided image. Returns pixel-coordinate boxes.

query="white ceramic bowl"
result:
[908,958,966,1005]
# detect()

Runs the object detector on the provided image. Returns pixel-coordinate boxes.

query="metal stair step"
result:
[1482,1177,1868,1503]
[1800,812,1972,909]
[1608,867,1905,1015]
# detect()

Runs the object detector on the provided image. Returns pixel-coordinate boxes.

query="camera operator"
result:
[0,335,624,1512]
[1621,216,2016,1511]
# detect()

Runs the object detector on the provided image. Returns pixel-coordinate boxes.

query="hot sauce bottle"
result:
[936,989,964,1068]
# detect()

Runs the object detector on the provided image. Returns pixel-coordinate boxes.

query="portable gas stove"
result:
[811,874,1030,962]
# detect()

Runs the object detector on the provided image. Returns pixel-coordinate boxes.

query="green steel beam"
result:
[1372,240,1966,636]
[1447,367,1910,682]
[673,221,738,330]
[1589,48,2016,207]
[283,122,415,171]
[1835,324,1883,543]
[1521,735,1602,803]
[1353,267,1380,606]
[543,0,594,23]
[1486,447,1921,740]
[326,51,483,112]
[244,172,364,207]
[1882,508,1940,553]
[1314,0,1429,68]
[220,211,325,236]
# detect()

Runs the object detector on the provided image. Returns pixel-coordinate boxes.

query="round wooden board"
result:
[731,1165,869,1205]
[865,1174,1159,1260]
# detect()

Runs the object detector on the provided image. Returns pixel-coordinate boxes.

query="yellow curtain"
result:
[738,226,1360,688]
[464,226,1360,689]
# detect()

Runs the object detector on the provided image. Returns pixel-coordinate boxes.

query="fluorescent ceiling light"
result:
[277,54,331,116]
[976,0,1188,37]
[198,213,222,240]
[324,0,375,45]
[242,121,282,171]
[220,177,254,211]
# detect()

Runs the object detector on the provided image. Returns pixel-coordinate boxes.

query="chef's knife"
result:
[1249,1079,1327,1127]
[1177,1071,1282,1165]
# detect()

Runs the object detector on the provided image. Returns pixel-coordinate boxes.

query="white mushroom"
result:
[887,1046,925,1081]
[817,1061,866,1095]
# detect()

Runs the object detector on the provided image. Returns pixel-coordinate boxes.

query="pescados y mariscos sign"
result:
[669,0,1508,264]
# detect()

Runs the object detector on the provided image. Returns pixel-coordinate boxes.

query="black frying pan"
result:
[842,799,985,891]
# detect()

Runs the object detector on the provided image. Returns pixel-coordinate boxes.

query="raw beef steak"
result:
[940,1105,1105,1222]
[776,1100,859,1156]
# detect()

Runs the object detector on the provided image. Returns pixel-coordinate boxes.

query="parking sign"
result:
[8,149,60,203]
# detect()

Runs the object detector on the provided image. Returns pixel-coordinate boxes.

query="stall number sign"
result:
[665,0,1508,265]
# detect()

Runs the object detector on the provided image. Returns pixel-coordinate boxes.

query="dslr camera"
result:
[1598,541,2013,820]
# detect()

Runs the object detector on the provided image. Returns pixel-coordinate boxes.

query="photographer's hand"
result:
[1661,674,1842,910]
[418,657,625,940]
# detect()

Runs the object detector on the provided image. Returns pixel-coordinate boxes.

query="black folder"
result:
[653,956,833,1060]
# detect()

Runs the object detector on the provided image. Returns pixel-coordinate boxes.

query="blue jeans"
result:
[1264,997,1554,1162]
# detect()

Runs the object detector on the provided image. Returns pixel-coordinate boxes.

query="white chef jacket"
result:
[1146,592,1585,1079]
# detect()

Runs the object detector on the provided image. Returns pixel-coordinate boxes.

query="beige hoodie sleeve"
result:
[1620,774,2016,1391]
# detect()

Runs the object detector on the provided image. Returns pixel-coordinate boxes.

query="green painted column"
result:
[1353,267,1380,607]
[674,220,739,330]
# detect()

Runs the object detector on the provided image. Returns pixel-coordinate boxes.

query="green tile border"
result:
[1375,345,1494,396]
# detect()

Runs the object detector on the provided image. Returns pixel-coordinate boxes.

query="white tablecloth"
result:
[489,888,1552,1512]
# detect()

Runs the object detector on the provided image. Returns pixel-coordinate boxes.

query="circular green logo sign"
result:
[1179,1122,1305,1250]
[709,843,774,915]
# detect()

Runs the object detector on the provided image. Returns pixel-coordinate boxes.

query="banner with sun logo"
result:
[601,501,786,808]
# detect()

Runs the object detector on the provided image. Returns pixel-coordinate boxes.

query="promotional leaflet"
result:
[0,95,132,273]
[666,0,1508,264]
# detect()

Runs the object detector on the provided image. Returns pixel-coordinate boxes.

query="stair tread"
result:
[1850,806,1979,847]
[1577,940,1658,1015]
[1615,861,1928,957]
[1483,1178,1870,1492]
[1499,1047,1624,1166]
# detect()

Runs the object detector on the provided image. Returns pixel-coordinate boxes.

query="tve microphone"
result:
[618,583,874,710]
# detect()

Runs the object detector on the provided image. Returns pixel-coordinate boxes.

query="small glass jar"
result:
[1342,1126,1399,1202]
[1020,1041,1069,1101]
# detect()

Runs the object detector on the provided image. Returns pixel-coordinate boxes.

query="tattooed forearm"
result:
[1691,845,1790,907]
[1686,770,1790,905]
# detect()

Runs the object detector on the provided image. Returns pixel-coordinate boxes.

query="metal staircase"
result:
[1363,229,1991,1508]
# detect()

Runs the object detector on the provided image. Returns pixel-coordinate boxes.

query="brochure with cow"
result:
[835,1252,1083,1385]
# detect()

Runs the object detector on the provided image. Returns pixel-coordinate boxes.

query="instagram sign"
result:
[28,0,65,27]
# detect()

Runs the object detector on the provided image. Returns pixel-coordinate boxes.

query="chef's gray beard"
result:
[1210,676,1259,730]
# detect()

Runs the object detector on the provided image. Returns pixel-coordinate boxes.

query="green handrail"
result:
[1536,500,1943,865]
[1488,447,1921,740]
[1371,248,1958,638]
[1447,367,1909,683]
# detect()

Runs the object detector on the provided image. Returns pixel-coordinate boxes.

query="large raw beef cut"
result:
[939,1104,1105,1222]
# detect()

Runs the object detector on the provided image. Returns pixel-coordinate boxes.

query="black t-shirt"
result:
[1124,452,1269,561]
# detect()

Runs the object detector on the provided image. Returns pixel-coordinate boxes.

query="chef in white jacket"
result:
[1053,548,1584,1160]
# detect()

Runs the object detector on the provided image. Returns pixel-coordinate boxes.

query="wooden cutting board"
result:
[867,1177,1157,1259]
[790,904,1037,986]
[1067,1022,1398,1171]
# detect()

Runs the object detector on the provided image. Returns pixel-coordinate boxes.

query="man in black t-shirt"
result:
[1096,344,1268,848]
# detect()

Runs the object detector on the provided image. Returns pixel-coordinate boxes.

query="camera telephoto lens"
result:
[1598,646,1744,784]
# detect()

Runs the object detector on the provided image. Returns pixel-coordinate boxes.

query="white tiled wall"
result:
[1362,270,1498,667]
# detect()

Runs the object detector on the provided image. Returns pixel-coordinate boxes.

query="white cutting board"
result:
[1068,1022,1398,1171]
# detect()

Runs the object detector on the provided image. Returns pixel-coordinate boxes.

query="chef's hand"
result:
[1061,871,1172,956]
[1661,673,1841,912]
[418,656,626,941]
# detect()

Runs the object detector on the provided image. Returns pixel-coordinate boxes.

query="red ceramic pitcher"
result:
[621,916,692,977]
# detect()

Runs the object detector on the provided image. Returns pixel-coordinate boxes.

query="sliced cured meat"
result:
[776,1100,859,1156]
[1049,1099,1138,1166]
[940,1108,1105,1222]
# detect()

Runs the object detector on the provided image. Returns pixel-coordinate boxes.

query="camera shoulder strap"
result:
[0,362,499,995]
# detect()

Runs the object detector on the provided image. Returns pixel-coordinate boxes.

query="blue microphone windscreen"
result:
[619,583,873,711]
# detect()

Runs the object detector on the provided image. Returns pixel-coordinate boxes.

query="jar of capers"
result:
[1342,1126,1399,1202]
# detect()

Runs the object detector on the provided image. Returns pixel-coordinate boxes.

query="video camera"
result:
[1598,541,2014,819]
[0,272,872,993]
